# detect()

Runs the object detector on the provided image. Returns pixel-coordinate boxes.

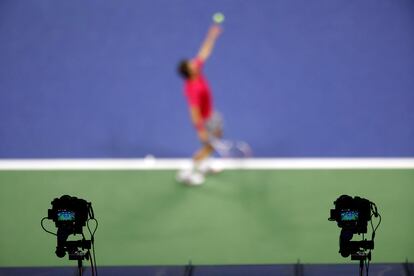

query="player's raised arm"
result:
[197,24,222,62]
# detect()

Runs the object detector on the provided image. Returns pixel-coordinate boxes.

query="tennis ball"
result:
[213,12,225,24]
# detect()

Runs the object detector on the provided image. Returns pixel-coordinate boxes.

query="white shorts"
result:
[205,111,223,139]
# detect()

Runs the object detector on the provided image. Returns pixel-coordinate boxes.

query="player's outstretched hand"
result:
[209,24,223,37]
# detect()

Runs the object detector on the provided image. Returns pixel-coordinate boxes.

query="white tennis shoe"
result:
[176,169,205,186]
[199,162,223,175]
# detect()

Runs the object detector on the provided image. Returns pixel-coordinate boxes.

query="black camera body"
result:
[329,195,371,234]
[48,195,90,234]
[47,195,92,258]
[329,195,377,259]
[329,195,380,275]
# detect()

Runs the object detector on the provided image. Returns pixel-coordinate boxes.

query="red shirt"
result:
[184,58,213,121]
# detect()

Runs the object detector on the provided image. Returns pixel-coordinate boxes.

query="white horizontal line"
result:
[0,158,413,170]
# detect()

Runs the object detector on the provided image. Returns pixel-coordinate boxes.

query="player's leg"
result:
[199,111,224,173]
[193,143,214,163]
[176,112,223,185]
[176,144,213,186]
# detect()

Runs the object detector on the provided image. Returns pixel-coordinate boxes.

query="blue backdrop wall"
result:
[1,0,413,158]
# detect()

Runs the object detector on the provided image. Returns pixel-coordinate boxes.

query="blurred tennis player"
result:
[176,24,223,186]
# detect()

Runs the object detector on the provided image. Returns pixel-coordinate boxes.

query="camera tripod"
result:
[72,251,89,276]
[66,240,92,276]
[352,251,371,276]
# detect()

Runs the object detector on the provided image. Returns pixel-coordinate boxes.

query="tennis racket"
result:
[211,138,252,158]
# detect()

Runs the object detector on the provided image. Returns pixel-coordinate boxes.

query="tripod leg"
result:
[78,259,83,276]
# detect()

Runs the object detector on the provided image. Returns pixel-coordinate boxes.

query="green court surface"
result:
[0,169,413,267]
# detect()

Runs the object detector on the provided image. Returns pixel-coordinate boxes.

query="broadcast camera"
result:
[42,195,98,276]
[329,195,381,275]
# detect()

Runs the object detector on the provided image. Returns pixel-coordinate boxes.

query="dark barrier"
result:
[0,263,412,276]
